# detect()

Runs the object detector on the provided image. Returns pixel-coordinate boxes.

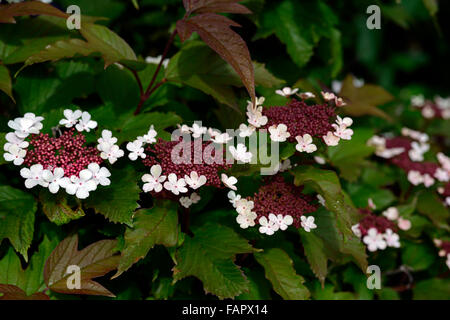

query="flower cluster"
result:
[256,90,353,152]
[129,124,233,208]
[368,129,449,189]
[228,175,318,235]
[433,239,450,270]
[3,110,123,199]
[410,94,450,120]
[352,204,410,252]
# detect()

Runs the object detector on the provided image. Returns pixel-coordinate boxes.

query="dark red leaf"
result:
[183,0,250,15]
[0,284,49,300]
[176,13,255,103]
[0,1,68,24]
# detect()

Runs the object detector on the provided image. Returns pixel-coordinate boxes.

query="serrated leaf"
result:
[176,13,255,103]
[299,230,327,285]
[416,191,449,231]
[183,0,250,14]
[173,223,254,299]
[0,1,68,24]
[0,186,37,261]
[39,189,85,226]
[84,167,140,225]
[0,284,49,300]
[44,234,119,297]
[254,248,310,300]
[80,23,137,68]
[339,74,394,120]
[0,65,14,102]
[114,201,179,278]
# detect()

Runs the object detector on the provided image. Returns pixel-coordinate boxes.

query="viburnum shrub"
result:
[0,0,449,302]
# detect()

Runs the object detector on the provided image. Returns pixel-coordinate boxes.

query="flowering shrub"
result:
[0,0,448,302]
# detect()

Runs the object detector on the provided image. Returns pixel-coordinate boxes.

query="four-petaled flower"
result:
[142,164,166,193]
[258,216,279,235]
[4,132,29,150]
[8,113,43,138]
[88,163,111,186]
[137,125,157,144]
[42,167,70,194]
[191,123,207,138]
[363,228,387,252]
[221,173,238,190]
[238,123,255,137]
[184,171,207,190]
[98,129,118,146]
[66,169,97,199]
[269,123,291,142]
[163,173,188,195]
[59,109,82,128]
[211,132,233,144]
[236,211,257,229]
[298,92,315,100]
[127,140,146,161]
[20,164,48,189]
[384,229,400,248]
[323,131,340,146]
[321,91,336,101]
[295,134,317,153]
[3,144,26,165]
[275,87,299,97]
[382,207,399,221]
[227,191,241,207]
[75,111,97,132]
[229,144,252,163]
[269,213,293,231]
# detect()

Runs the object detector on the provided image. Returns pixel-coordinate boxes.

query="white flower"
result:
[407,170,423,186]
[179,196,193,208]
[275,87,299,97]
[321,91,336,101]
[437,153,450,172]
[227,191,241,207]
[384,229,400,248]
[191,123,207,138]
[8,113,44,138]
[298,92,315,100]
[75,111,97,132]
[235,198,254,215]
[221,173,237,190]
[178,124,191,134]
[66,170,97,199]
[4,132,29,151]
[3,144,26,165]
[211,132,233,144]
[295,134,317,153]
[126,140,146,161]
[363,228,387,252]
[59,109,82,128]
[229,143,252,163]
[368,198,376,209]
[237,123,255,137]
[247,96,265,110]
[142,165,166,193]
[301,215,317,232]
[446,254,450,270]
[446,197,450,207]
[401,128,428,143]
[184,171,207,190]
[323,131,340,146]
[397,217,411,231]
[20,164,48,189]
[88,163,111,186]
[377,147,405,159]
[246,104,268,128]
[279,159,292,172]
[258,216,279,235]
[145,55,169,69]
[434,168,449,182]
[382,207,399,221]
[99,144,124,164]
[269,213,293,231]
[207,127,221,138]
[163,173,187,195]
[317,194,326,206]
[335,97,346,107]
[408,141,429,162]
[42,167,70,194]
[423,173,435,187]
[411,94,425,107]
[236,211,257,229]
[332,80,342,93]
[435,96,450,109]
[332,116,353,140]
[336,115,353,128]
[97,130,118,146]
[269,123,291,142]
[422,105,435,118]
[190,192,201,204]
[137,125,157,144]
[351,224,362,238]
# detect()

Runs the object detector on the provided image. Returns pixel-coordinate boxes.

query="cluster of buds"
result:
[368,128,449,189]
[227,175,318,235]
[3,110,124,199]
[433,239,450,270]
[352,202,410,252]
[410,94,450,120]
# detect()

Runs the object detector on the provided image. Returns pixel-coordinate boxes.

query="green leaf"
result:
[414,278,450,300]
[80,23,137,68]
[84,166,140,225]
[416,191,449,231]
[39,189,85,226]
[0,186,37,261]
[346,183,396,210]
[114,201,179,278]
[0,65,14,102]
[401,241,436,271]
[299,229,328,285]
[173,223,254,299]
[254,248,310,300]
[44,234,119,297]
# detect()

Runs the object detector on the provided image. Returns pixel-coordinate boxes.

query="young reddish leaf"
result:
[44,234,120,297]
[0,284,49,300]
[183,0,250,14]
[177,13,255,103]
[0,2,68,24]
